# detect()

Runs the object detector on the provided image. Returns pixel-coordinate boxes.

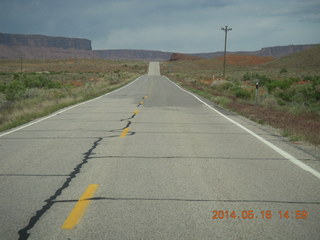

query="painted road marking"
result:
[133,110,140,115]
[61,184,99,230]
[120,128,130,138]
[164,76,320,180]
[139,101,144,105]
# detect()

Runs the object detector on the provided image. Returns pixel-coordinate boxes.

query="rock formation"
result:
[0,33,92,50]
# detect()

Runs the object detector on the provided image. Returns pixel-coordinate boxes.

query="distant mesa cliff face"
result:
[192,44,318,59]
[257,45,316,58]
[0,33,92,50]
[0,33,318,61]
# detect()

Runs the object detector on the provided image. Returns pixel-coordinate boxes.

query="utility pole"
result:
[20,55,23,73]
[221,26,232,79]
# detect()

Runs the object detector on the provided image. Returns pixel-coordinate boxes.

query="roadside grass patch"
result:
[164,59,320,145]
[0,59,146,132]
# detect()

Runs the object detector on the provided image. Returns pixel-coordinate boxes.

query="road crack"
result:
[18,96,146,238]
[17,137,103,240]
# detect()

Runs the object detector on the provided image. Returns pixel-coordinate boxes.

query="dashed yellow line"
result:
[61,184,99,230]
[120,128,130,138]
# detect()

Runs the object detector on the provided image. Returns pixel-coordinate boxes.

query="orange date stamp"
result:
[212,210,309,220]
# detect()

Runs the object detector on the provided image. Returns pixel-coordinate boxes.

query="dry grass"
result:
[227,102,320,144]
[163,50,320,145]
[0,58,147,132]
[0,58,147,73]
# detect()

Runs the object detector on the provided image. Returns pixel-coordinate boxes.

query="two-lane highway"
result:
[0,62,319,239]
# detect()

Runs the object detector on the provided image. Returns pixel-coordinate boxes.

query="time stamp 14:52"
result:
[212,210,309,220]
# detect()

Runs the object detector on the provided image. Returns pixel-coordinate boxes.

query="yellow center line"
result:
[61,184,99,230]
[133,110,140,115]
[144,96,148,99]
[120,128,130,138]
[139,101,144,105]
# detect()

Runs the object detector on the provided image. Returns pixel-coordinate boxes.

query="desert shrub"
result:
[280,68,288,74]
[1,73,62,101]
[294,83,320,103]
[303,75,320,82]
[0,83,6,92]
[277,90,293,102]
[256,74,272,86]
[20,74,61,89]
[242,73,272,86]
[233,88,252,99]
[0,72,10,76]
[213,96,231,106]
[106,75,120,84]
[211,80,232,90]
[266,78,299,93]
[242,72,251,81]
[5,79,26,101]
[272,80,319,106]
[221,81,233,90]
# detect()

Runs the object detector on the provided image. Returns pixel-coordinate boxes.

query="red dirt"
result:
[71,81,83,87]
[217,55,275,66]
[176,78,320,145]
[227,101,320,144]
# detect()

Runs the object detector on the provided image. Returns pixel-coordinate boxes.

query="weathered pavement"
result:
[0,62,319,239]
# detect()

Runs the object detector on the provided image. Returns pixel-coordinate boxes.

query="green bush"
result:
[221,82,233,90]
[272,79,319,105]
[242,73,272,86]
[242,72,251,81]
[1,73,62,101]
[256,74,272,86]
[19,74,61,89]
[5,80,26,101]
[280,68,288,74]
[233,88,252,99]
[0,83,6,92]
[266,78,299,93]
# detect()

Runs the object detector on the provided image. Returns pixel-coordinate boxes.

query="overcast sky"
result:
[0,0,319,53]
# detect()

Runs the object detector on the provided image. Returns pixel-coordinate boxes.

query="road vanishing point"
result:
[0,62,319,239]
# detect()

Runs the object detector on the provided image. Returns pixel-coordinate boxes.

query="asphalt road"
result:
[1,62,319,240]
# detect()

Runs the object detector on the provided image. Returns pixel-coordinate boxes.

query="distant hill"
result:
[266,45,320,68]
[0,33,318,61]
[192,44,318,59]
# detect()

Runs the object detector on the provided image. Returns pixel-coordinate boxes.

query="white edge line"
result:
[163,76,320,180]
[0,75,144,138]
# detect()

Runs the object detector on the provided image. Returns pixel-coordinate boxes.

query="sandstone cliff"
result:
[0,33,317,61]
[192,44,318,59]
[0,33,92,50]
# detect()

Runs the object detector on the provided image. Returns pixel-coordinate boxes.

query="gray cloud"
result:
[0,0,319,52]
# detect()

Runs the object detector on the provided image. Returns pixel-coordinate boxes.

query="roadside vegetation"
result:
[162,45,320,145]
[0,59,147,131]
